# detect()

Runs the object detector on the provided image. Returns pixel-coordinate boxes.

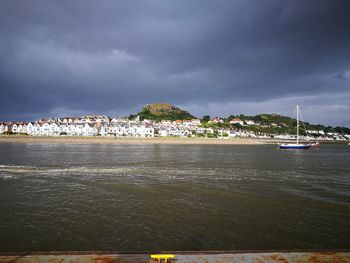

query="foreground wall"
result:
[0,251,349,263]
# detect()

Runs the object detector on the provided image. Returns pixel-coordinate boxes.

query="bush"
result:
[3,131,16,135]
[207,133,217,138]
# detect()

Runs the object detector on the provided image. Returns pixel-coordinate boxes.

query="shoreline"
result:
[0,136,347,145]
[0,135,265,145]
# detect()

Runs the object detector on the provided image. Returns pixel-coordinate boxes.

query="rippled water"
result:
[0,143,349,251]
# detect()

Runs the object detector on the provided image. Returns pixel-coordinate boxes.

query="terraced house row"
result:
[0,116,206,137]
[2,115,347,140]
[0,116,154,137]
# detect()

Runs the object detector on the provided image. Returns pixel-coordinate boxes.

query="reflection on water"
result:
[0,143,349,251]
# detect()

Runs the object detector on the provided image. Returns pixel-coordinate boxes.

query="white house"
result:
[245,120,255,125]
[208,117,223,124]
[25,122,35,135]
[19,123,28,133]
[10,123,17,133]
[182,120,192,126]
[230,118,244,125]
[0,123,9,134]
[182,119,200,127]
[110,118,119,124]
[61,117,81,124]
[191,119,201,126]
[227,130,237,138]
[108,124,126,136]
[72,124,85,136]
[38,122,60,136]
[307,130,325,135]
[60,123,84,136]
[81,124,98,136]
[172,120,183,126]
[39,123,51,136]
[159,127,189,137]
[51,123,60,136]
[73,118,82,124]
[161,120,172,125]
[29,122,40,136]
[136,124,154,137]
[98,124,108,136]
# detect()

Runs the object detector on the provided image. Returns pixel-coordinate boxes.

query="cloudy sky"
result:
[1,0,350,126]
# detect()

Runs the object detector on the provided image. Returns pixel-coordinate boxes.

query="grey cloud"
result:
[0,0,350,126]
[334,70,350,80]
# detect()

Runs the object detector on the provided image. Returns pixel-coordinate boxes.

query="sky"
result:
[1,0,350,126]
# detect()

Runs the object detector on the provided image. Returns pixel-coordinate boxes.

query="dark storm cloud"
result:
[0,0,350,125]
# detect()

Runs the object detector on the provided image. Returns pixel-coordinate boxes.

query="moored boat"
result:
[279,105,311,150]
[311,141,320,147]
[280,143,311,149]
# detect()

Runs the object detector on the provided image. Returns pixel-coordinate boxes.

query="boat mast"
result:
[296,105,299,144]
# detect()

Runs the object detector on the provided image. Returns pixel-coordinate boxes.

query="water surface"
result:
[0,143,349,251]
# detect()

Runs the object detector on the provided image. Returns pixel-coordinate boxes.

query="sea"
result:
[0,143,349,252]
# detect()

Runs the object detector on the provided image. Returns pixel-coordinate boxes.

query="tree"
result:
[201,115,210,122]
[128,114,136,120]
[227,115,235,121]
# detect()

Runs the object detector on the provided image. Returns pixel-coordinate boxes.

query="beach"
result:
[0,135,264,145]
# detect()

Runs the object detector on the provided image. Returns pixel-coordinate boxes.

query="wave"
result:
[0,164,140,176]
[0,173,16,180]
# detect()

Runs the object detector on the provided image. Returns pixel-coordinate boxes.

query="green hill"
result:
[254,114,296,126]
[137,103,195,121]
[227,113,350,135]
[229,113,295,125]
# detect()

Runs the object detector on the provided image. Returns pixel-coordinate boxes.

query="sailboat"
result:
[279,105,311,149]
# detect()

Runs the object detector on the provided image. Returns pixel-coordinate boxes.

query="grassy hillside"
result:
[137,103,195,121]
[227,113,350,135]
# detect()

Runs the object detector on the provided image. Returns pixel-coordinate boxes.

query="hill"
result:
[136,103,195,121]
[227,113,350,135]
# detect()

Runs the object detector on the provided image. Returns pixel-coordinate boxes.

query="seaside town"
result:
[1,114,349,142]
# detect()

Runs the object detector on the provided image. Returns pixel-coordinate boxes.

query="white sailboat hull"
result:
[279,143,311,149]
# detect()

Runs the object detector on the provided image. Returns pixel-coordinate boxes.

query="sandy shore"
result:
[0,135,265,145]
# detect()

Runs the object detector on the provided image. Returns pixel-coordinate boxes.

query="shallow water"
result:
[0,143,349,251]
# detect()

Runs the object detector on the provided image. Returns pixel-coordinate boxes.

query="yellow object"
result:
[150,254,175,263]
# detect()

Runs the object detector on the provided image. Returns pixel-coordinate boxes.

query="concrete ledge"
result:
[0,251,349,263]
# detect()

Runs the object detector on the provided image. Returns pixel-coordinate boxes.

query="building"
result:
[208,117,223,124]
[245,120,255,125]
[230,118,244,125]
